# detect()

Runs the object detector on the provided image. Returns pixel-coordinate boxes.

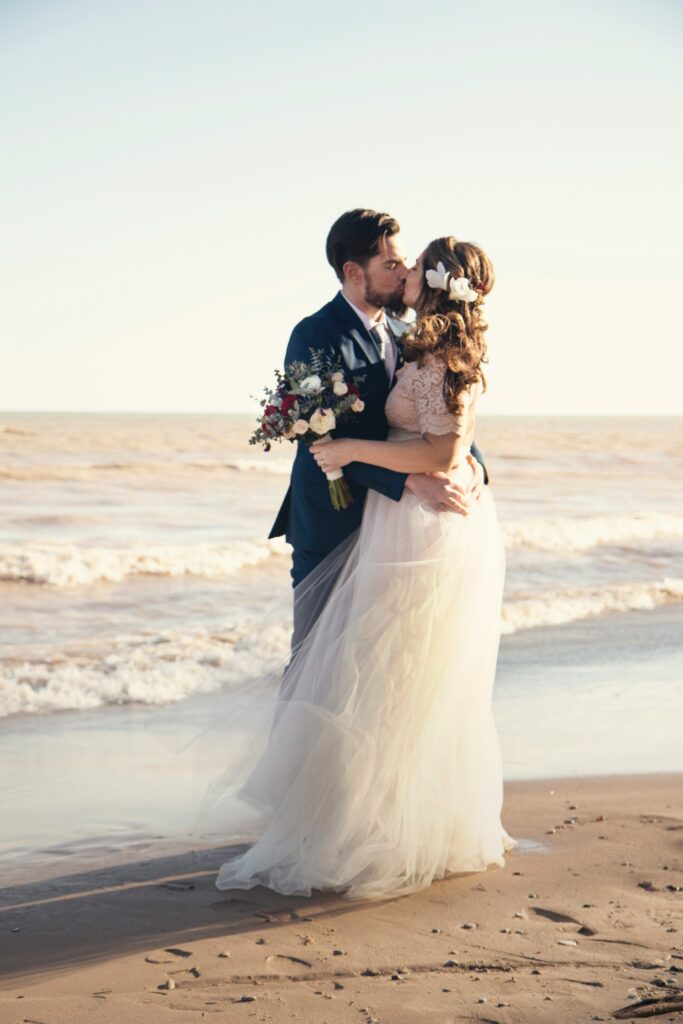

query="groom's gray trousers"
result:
[289,546,338,660]
[269,546,341,733]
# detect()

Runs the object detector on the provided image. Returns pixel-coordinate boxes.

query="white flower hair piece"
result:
[425,261,479,303]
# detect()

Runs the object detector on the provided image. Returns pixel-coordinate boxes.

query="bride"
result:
[205,237,516,901]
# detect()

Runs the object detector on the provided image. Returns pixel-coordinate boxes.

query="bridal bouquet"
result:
[249,349,365,510]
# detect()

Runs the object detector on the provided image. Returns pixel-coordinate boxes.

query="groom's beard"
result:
[363,283,408,320]
[385,298,410,320]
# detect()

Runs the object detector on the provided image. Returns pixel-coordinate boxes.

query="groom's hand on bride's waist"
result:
[464,454,485,503]
[404,457,480,516]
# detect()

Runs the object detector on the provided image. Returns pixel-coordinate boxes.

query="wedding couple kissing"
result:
[212,208,516,901]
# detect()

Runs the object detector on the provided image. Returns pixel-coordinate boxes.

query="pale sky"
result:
[1,0,681,415]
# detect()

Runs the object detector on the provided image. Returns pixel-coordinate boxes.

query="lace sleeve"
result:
[412,357,459,436]
[413,358,481,462]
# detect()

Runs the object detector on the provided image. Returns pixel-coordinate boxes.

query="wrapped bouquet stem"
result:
[310,433,353,510]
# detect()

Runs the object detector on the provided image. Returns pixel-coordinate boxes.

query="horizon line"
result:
[1,409,682,419]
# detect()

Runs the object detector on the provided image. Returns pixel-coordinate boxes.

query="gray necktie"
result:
[369,324,395,381]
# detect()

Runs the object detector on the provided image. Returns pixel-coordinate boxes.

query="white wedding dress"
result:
[205,356,517,900]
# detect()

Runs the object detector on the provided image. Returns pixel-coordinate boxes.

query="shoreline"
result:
[2,767,676,889]
[3,602,682,881]
[1,772,681,1022]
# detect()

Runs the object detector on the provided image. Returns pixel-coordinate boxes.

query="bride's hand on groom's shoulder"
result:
[310,437,357,472]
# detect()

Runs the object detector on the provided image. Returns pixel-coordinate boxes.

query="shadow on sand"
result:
[0,840,411,986]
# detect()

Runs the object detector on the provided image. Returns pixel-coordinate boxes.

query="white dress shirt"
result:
[340,291,397,381]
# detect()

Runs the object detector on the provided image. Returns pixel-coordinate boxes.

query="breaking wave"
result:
[0,538,290,587]
[502,512,683,553]
[503,577,683,634]
[0,621,291,718]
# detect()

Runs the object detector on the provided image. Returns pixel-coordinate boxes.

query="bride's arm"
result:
[311,432,466,474]
[311,381,478,475]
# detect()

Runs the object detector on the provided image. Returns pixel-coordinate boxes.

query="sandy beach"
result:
[1,772,681,1023]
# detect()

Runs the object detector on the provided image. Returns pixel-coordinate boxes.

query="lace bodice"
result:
[385,355,480,458]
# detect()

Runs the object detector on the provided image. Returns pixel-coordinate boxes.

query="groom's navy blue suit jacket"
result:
[268,291,487,579]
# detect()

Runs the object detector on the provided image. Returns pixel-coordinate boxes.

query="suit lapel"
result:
[331,292,388,391]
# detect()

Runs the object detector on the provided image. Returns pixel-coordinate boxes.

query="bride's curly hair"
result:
[403,237,494,416]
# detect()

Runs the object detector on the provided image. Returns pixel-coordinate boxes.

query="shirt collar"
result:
[340,290,387,333]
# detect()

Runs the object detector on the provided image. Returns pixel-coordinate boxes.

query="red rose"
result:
[264,404,278,417]
[281,394,299,415]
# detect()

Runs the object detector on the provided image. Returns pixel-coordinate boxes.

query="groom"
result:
[269,208,487,651]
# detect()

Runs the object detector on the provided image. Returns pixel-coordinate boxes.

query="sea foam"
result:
[502,577,683,634]
[502,511,683,553]
[0,538,290,587]
[3,511,682,588]
[0,622,291,718]
[3,575,682,717]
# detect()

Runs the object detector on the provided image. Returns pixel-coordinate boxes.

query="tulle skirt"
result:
[199,456,516,901]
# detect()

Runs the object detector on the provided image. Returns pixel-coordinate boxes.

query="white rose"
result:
[333,380,348,396]
[309,408,336,435]
[330,371,344,383]
[449,276,478,303]
[299,374,322,394]
[351,398,365,413]
[293,419,310,435]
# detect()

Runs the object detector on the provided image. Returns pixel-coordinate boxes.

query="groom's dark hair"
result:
[326,208,400,283]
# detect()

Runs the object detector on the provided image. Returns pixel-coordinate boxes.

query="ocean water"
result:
[1,411,682,718]
[1,411,682,869]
